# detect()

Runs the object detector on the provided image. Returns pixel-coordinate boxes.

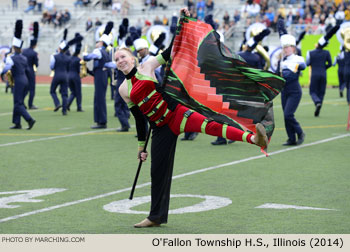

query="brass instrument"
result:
[337,22,350,52]
[80,45,88,78]
[245,23,271,71]
[6,70,14,87]
[146,25,170,47]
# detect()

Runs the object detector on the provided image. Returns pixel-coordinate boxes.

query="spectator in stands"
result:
[102,0,112,10]
[62,9,71,24]
[277,4,286,18]
[335,4,345,24]
[223,11,230,25]
[197,7,205,20]
[41,10,51,24]
[206,0,214,15]
[44,0,54,11]
[86,18,93,31]
[162,15,169,25]
[95,17,102,27]
[12,0,18,9]
[83,0,91,7]
[24,0,37,13]
[121,0,130,16]
[304,13,312,24]
[150,0,157,10]
[233,9,240,23]
[112,0,122,14]
[153,16,163,25]
[241,0,260,19]
[262,14,271,27]
[187,0,194,13]
[196,0,205,13]
[74,0,83,7]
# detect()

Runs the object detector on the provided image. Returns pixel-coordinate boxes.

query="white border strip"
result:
[0,133,349,223]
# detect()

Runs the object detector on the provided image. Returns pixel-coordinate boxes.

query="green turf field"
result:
[0,83,349,234]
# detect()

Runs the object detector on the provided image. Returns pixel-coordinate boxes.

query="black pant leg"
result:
[147,125,178,224]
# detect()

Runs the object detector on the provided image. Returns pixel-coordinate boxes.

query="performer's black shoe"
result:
[54,105,62,112]
[62,111,67,116]
[314,103,321,117]
[91,124,107,129]
[211,138,227,145]
[228,140,235,144]
[116,126,129,132]
[340,91,343,98]
[283,140,297,146]
[9,124,22,129]
[77,108,84,112]
[27,119,36,130]
[29,105,38,110]
[187,132,198,140]
[297,132,305,145]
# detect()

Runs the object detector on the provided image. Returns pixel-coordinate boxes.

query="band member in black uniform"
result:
[1,20,35,129]
[22,21,39,110]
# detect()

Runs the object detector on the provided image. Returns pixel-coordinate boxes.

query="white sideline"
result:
[0,133,349,224]
[0,128,117,148]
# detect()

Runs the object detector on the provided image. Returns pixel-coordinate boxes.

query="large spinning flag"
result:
[163,16,285,139]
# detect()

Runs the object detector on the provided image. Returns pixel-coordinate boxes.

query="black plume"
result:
[125,36,133,47]
[67,35,84,46]
[118,25,127,39]
[63,28,68,40]
[33,22,39,39]
[254,28,270,43]
[14,20,23,39]
[74,43,82,56]
[324,24,340,41]
[154,33,166,47]
[296,30,306,45]
[122,18,129,28]
[104,21,113,35]
[277,17,287,37]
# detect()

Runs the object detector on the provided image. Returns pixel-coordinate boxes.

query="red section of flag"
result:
[171,19,255,132]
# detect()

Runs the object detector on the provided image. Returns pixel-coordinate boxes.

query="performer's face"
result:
[115,49,134,74]
[283,45,294,56]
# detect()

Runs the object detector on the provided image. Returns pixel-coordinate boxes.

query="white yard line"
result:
[0,128,117,148]
[0,133,349,224]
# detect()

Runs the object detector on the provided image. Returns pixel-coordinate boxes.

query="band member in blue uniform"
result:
[50,40,70,115]
[84,22,113,129]
[306,25,339,117]
[22,21,39,110]
[278,18,306,146]
[67,34,84,112]
[1,20,35,129]
[114,68,130,131]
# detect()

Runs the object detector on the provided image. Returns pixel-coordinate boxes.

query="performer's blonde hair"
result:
[115,47,139,67]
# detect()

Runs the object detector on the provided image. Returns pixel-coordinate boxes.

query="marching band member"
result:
[277,18,306,146]
[306,25,339,117]
[1,20,35,129]
[22,21,39,110]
